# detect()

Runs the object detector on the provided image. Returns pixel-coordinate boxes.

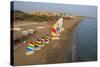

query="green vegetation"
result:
[13,10,61,22]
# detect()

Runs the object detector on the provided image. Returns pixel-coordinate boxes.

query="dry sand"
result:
[13,16,82,66]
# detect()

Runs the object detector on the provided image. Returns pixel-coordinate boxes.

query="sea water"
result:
[71,18,97,61]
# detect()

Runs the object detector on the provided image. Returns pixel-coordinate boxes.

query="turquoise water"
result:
[76,18,97,61]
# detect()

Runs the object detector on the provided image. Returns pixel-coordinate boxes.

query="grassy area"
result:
[13,10,61,22]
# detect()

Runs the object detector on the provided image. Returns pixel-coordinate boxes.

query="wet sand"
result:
[13,16,82,66]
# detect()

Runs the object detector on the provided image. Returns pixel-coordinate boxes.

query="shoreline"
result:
[13,16,83,66]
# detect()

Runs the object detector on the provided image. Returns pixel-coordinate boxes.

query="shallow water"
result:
[71,18,97,61]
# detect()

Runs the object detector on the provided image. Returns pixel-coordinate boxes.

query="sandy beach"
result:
[13,16,82,66]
